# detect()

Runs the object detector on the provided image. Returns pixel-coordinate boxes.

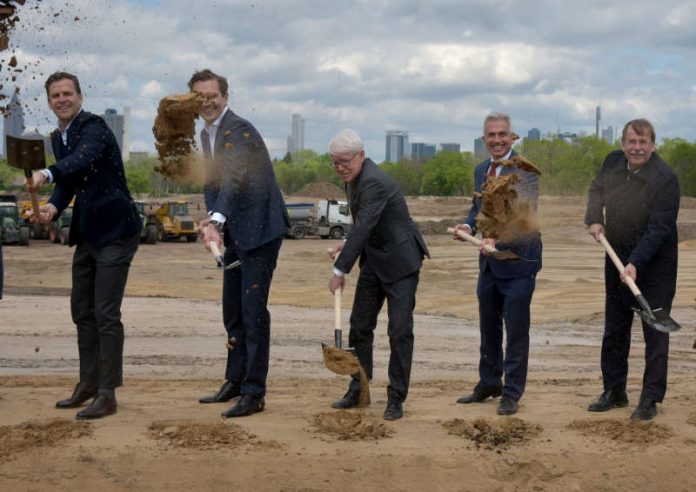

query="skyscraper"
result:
[527,128,541,141]
[411,142,436,163]
[601,126,614,145]
[440,142,461,153]
[287,113,305,154]
[595,105,601,137]
[474,137,486,159]
[102,108,127,160]
[2,90,24,157]
[385,130,409,162]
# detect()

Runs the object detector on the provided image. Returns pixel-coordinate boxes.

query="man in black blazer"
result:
[585,119,679,421]
[191,69,289,418]
[327,129,429,421]
[26,71,141,420]
[454,113,542,416]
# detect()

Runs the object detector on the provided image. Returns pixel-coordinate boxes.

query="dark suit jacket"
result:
[464,151,542,279]
[202,109,289,251]
[585,149,679,285]
[48,110,141,249]
[334,158,429,284]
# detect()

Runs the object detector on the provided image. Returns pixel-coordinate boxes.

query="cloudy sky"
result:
[4,0,696,161]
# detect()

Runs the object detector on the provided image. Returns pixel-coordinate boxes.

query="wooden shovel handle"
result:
[209,241,224,267]
[598,233,642,297]
[447,227,497,254]
[24,172,41,218]
[334,286,341,331]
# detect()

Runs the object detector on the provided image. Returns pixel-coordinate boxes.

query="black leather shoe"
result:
[383,401,403,421]
[199,381,240,404]
[56,382,98,409]
[497,395,518,415]
[76,394,117,420]
[221,394,264,418]
[630,395,657,421]
[331,389,361,409]
[456,384,502,404]
[587,389,628,412]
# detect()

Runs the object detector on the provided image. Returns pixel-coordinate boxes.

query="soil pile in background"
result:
[152,92,204,180]
[567,419,672,444]
[476,155,541,242]
[292,181,344,200]
[443,417,542,450]
[0,418,92,459]
[310,411,393,441]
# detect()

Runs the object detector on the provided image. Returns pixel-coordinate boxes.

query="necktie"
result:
[488,161,499,177]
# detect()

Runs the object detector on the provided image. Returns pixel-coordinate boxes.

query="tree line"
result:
[0,136,694,197]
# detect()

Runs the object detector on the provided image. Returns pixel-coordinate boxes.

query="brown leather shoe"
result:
[199,381,240,404]
[55,382,98,409]
[76,394,117,420]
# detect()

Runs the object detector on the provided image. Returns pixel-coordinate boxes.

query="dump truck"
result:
[153,201,198,242]
[135,201,159,245]
[286,199,352,240]
[0,195,30,246]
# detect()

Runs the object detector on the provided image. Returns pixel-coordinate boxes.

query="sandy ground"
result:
[1,195,696,491]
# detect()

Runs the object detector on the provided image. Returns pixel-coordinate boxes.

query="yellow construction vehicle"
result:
[153,201,198,242]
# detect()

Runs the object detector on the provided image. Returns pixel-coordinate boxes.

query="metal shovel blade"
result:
[632,295,681,333]
[5,135,46,171]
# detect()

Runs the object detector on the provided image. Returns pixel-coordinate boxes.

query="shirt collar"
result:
[491,149,512,162]
[204,106,229,135]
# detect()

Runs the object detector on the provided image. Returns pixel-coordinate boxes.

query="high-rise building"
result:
[595,105,601,137]
[287,113,305,154]
[122,106,130,162]
[527,128,541,141]
[2,90,24,157]
[474,137,486,159]
[386,130,409,162]
[440,142,461,153]
[411,142,436,163]
[102,108,127,160]
[601,126,614,145]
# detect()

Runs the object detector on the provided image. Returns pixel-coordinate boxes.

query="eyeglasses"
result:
[331,153,358,168]
[623,138,654,148]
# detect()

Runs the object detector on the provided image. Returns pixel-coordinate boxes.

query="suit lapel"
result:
[213,109,232,159]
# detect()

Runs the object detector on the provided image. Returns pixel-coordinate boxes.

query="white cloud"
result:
[139,80,164,98]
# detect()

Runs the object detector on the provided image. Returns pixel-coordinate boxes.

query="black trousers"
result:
[348,263,420,403]
[601,268,673,402]
[71,233,139,390]
[222,237,282,397]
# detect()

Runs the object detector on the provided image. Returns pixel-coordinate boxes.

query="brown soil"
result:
[311,411,393,441]
[147,419,278,451]
[291,180,345,200]
[152,92,204,180]
[443,417,542,450]
[321,345,370,406]
[567,419,673,444]
[0,418,92,459]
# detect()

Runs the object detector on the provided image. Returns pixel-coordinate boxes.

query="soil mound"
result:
[152,92,204,180]
[310,411,393,441]
[567,419,672,444]
[687,412,696,426]
[0,418,92,459]
[292,181,344,200]
[442,417,542,449]
[148,419,278,451]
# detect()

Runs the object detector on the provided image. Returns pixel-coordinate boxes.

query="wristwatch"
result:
[209,220,224,232]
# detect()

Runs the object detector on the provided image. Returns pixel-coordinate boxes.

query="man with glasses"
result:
[454,112,542,416]
[585,119,680,420]
[327,129,429,420]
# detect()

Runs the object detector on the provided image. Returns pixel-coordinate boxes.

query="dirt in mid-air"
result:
[310,411,393,441]
[442,417,543,450]
[476,155,542,242]
[152,92,205,180]
[322,345,370,406]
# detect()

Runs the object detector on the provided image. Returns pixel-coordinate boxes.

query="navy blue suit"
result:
[585,150,679,402]
[202,108,289,398]
[47,110,141,391]
[464,151,542,401]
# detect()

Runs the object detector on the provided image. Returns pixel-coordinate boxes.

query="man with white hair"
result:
[327,129,429,421]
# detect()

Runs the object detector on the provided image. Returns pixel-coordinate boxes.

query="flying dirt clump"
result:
[442,417,542,450]
[310,411,394,441]
[152,92,204,180]
[476,155,541,242]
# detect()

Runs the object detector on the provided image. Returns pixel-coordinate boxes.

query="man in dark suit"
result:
[327,129,429,421]
[585,119,679,421]
[26,71,142,420]
[191,69,289,418]
[454,113,542,416]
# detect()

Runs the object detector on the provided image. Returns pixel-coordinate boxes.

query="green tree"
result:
[659,138,696,197]
[420,151,473,196]
[380,159,422,196]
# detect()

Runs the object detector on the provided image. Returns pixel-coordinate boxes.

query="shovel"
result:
[205,241,241,270]
[321,287,370,407]
[447,227,520,260]
[5,135,46,218]
[598,233,680,333]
